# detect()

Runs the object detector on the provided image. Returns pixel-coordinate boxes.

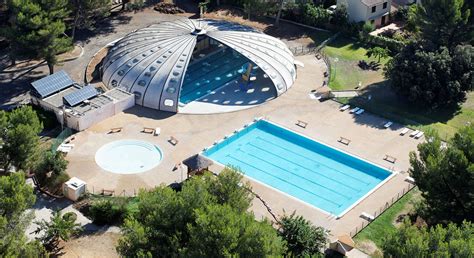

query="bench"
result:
[338,137,351,145]
[296,120,308,128]
[109,127,122,134]
[101,189,114,196]
[169,136,179,146]
[383,154,397,163]
[405,176,415,184]
[142,127,155,134]
[360,212,375,221]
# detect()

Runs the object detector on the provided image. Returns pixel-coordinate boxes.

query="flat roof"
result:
[43,86,78,108]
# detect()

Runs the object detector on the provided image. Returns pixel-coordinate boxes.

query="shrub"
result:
[62,212,77,223]
[89,199,127,225]
[301,3,330,27]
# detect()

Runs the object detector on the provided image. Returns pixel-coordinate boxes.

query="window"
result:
[372,6,376,13]
[370,20,375,24]
[383,2,387,9]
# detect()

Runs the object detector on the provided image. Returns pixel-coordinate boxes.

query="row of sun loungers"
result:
[340,105,365,115]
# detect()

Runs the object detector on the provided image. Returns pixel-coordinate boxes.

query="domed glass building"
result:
[102,19,296,113]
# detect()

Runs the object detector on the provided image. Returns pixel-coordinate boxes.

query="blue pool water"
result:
[204,120,391,216]
[179,49,249,104]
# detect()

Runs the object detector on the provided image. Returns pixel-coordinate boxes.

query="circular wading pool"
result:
[95,140,163,174]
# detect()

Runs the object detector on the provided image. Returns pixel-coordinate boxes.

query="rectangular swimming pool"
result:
[203,120,392,217]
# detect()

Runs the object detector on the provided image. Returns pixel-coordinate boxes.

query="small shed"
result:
[63,177,87,201]
[182,154,213,178]
[329,235,355,255]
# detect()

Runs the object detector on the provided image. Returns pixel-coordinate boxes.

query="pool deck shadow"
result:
[66,54,421,240]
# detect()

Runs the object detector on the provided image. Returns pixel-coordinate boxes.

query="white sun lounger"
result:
[414,131,424,139]
[154,127,161,136]
[384,121,393,128]
[350,107,360,113]
[355,109,365,115]
[360,212,375,221]
[410,130,420,137]
[400,128,409,135]
[340,104,350,111]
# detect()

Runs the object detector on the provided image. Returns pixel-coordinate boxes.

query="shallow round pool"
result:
[95,140,163,174]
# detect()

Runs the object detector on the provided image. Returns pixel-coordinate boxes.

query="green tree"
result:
[384,43,473,108]
[417,0,472,48]
[366,46,390,63]
[243,0,270,20]
[0,172,47,257]
[69,0,110,41]
[382,220,474,257]
[186,204,284,257]
[279,212,327,257]
[331,4,349,27]
[409,125,474,223]
[302,3,330,27]
[117,168,286,257]
[0,106,43,173]
[34,210,82,251]
[5,0,72,74]
[208,167,253,213]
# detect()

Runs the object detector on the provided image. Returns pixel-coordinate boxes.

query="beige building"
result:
[338,0,391,26]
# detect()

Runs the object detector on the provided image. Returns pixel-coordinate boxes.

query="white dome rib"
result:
[102,18,296,112]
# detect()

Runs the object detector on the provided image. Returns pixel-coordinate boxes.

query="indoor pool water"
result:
[179,49,249,104]
[204,120,391,216]
[95,140,163,174]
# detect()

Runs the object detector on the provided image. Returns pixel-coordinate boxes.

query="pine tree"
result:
[4,0,72,74]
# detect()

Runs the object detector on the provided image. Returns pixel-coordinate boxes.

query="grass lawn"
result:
[355,189,417,250]
[338,89,474,139]
[323,36,389,90]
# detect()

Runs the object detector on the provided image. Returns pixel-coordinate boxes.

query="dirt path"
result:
[58,232,121,258]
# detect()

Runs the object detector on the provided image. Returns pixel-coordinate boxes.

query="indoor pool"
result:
[95,140,163,174]
[203,120,392,217]
[179,49,249,104]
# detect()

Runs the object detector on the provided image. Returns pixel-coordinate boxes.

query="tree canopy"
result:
[2,0,72,73]
[382,220,474,257]
[0,106,43,173]
[417,0,472,48]
[384,43,473,108]
[0,172,47,257]
[68,0,110,40]
[279,212,327,257]
[116,168,285,257]
[409,125,474,224]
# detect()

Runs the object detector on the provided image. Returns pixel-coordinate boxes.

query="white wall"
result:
[338,0,391,24]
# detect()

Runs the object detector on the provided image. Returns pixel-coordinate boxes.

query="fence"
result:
[349,182,415,237]
[51,127,74,153]
[289,46,332,89]
[289,45,320,56]
[87,186,140,197]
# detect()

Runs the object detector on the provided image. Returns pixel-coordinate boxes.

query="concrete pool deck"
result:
[65,54,420,238]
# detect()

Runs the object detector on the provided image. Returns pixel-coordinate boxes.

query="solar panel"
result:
[31,70,74,98]
[63,85,99,106]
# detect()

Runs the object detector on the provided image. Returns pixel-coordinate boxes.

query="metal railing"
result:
[349,182,415,237]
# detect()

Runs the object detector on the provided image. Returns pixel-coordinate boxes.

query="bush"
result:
[367,34,405,53]
[62,212,77,223]
[302,3,330,27]
[393,6,409,21]
[89,199,127,225]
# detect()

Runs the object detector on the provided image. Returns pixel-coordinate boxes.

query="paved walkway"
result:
[65,54,421,239]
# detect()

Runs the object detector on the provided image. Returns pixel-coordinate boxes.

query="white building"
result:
[338,0,391,26]
[30,70,135,131]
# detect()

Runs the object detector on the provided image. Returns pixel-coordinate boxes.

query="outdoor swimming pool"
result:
[179,49,249,104]
[95,140,163,174]
[203,120,392,216]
